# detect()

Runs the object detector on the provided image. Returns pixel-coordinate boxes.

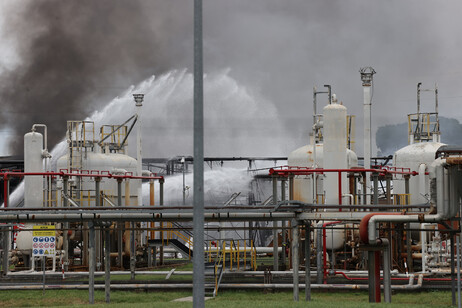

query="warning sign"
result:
[32,225,56,257]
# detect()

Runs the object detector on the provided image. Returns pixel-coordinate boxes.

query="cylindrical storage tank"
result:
[323,103,348,204]
[288,144,324,203]
[24,131,44,207]
[325,226,345,250]
[288,144,358,203]
[393,142,445,204]
[56,152,140,207]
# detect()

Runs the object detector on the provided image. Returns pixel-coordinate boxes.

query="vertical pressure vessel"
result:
[24,132,44,207]
[323,103,348,204]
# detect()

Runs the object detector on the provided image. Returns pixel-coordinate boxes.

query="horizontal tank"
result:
[57,152,140,206]
[393,142,445,204]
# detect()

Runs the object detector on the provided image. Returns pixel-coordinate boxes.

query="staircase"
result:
[148,238,192,258]
[204,262,224,297]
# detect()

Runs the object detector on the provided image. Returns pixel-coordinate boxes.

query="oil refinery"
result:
[0,65,461,307]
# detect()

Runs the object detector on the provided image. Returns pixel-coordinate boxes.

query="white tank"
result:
[393,142,445,204]
[325,226,345,250]
[57,152,140,206]
[288,144,323,203]
[323,103,348,204]
[24,132,44,207]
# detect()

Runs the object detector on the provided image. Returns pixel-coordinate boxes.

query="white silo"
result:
[323,102,348,204]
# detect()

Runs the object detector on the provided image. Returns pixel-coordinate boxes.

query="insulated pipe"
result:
[0,281,424,291]
[419,164,427,203]
[362,159,450,245]
[31,124,49,154]
[417,83,422,137]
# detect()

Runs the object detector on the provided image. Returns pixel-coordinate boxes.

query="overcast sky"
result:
[0,1,461,157]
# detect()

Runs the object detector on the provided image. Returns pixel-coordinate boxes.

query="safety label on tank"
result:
[32,225,56,257]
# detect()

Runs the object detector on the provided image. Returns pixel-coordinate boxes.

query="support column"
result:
[367,250,376,303]
[130,221,136,280]
[292,219,299,302]
[316,223,323,284]
[2,226,9,276]
[95,177,102,270]
[281,179,286,269]
[385,173,392,204]
[272,175,279,271]
[372,173,379,205]
[159,179,164,265]
[89,222,95,305]
[383,242,391,303]
[305,221,311,301]
[117,178,123,269]
[451,233,456,306]
[63,176,69,272]
[105,227,111,304]
[374,251,381,303]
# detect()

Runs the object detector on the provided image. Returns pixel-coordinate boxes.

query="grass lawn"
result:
[0,289,455,307]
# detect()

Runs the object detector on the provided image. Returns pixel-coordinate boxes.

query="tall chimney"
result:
[133,93,144,206]
[360,67,376,204]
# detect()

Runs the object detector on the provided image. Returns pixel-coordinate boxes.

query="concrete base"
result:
[172,296,213,302]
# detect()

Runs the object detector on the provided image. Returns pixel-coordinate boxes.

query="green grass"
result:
[0,289,455,307]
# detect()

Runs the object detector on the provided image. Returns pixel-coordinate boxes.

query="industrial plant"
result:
[0,65,461,307]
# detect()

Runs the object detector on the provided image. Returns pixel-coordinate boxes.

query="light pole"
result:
[181,157,186,205]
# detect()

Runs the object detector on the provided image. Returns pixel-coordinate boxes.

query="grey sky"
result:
[0,0,461,157]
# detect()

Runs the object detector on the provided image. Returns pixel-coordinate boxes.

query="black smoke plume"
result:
[0,1,191,155]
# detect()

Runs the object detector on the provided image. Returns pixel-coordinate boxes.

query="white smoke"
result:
[8,69,285,207]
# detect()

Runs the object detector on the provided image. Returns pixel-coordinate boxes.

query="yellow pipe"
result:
[244,242,246,268]
[237,241,240,270]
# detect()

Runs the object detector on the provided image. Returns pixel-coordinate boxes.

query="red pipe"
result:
[269,167,418,177]
[0,170,163,181]
[359,212,403,244]
[338,171,342,208]
[0,171,164,207]
[322,221,341,284]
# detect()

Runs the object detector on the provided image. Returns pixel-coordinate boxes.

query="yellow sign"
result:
[32,225,55,237]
